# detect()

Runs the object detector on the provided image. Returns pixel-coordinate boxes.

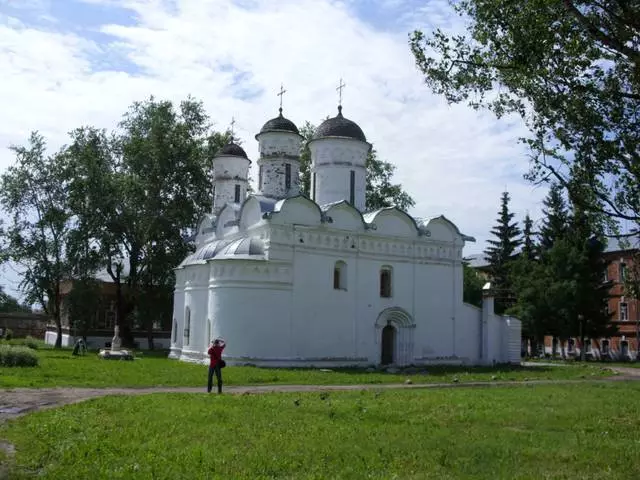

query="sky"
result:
[0,0,550,298]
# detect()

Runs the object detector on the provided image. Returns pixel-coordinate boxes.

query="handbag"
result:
[219,359,226,368]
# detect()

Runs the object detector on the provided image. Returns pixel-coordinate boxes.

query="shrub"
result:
[0,344,39,367]
[22,336,41,350]
[3,328,13,340]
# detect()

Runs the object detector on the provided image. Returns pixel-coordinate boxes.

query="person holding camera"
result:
[207,338,226,394]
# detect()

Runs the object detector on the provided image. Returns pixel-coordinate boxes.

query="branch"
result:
[562,0,640,63]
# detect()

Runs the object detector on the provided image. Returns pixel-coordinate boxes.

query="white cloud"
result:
[0,0,547,295]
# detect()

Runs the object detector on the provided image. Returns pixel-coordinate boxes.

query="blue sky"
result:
[0,0,549,298]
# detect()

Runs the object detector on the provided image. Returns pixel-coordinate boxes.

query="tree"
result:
[66,278,102,340]
[521,213,536,259]
[0,286,31,313]
[298,122,415,211]
[409,1,640,228]
[539,183,570,251]
[462,262,484,308]
[64,97,228,347]
[0,133,71,347]
[484,191,522,313]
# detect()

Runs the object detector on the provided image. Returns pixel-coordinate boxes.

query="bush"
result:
[3,328,13,340]
[22,336,41,350]
[0,344,39,367]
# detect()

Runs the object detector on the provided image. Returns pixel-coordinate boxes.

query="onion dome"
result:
[258,108,299,135]
[314,106,366,142]
[218,141,248,159]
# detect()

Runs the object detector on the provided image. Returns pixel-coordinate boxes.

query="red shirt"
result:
[208,344,225,367]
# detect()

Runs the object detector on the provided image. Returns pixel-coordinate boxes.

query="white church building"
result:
[169,103,521,367]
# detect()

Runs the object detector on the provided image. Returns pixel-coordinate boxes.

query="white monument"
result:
[169,84,521,367]
[98,324,134,360]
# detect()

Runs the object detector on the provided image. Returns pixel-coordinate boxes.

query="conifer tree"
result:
[521,214,535,259]
[484,191,522,314]
[539,183,569,251]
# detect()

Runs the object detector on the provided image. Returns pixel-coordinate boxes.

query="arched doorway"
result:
[375,307,415,366]
[381,325,395,365]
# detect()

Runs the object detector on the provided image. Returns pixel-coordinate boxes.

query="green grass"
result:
[2,383,640,479]
[0,348,616,388]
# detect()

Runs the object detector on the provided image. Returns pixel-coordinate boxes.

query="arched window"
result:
[380,266,393,298]
[172,318,177,343]
[333,261,347,290]
[184,307,191,346]
[601,339,610,354]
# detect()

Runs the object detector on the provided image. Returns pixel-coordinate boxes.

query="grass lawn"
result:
[2,383,640,479]
[0,348,617,389]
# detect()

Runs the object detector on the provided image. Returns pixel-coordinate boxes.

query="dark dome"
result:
[219,141,248,158]
[259,109,299,135]
[314,106,366,142]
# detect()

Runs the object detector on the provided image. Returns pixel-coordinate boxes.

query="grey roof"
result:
[604,236,639,253]
[219,142,248,159]
[463,253,490,268]
[179,236,265,267]
[314,106,366,142]
[258,110,299,135]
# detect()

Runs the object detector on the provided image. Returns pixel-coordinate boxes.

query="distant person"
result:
[207,338,226,394]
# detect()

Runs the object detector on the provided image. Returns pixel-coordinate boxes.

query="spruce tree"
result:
[521,214,535,259]
[484,191,522,314]
[539,183,569,251]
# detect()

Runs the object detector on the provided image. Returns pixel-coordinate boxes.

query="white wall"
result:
[212,155,251,214]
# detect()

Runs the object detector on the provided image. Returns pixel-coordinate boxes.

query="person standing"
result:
[207,338,226,393]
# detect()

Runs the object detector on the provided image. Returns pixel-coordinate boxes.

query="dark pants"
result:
[207,365,222,393]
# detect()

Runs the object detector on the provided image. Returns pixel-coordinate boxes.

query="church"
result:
[169,93,521,367]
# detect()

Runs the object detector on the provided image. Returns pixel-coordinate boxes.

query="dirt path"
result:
[2,366,639,426]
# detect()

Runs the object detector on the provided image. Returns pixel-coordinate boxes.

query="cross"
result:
[336,78,346,106]
[277,83,287,113]
[230,116,236,139]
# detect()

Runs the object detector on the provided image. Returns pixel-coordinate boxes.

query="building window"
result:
[234,184,241,203]
[333,261,347,290]
[349,170,355,205]
[285,163,291,190]
[620,302,628,321]
[172,319,177,343]
[312,172,317,200]
[621,340,629,357]
[184,307,191,345]
[380,266,393,298]
[567,338,575,352]
[601,339,610,355]
[603,267,608,283]
[620,263,627,282]
[258,165,263,190]
[584,339,591,353]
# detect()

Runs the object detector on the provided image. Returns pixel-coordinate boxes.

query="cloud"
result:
[0,0,547,296]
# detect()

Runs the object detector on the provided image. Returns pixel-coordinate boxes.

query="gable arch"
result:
[239,196,264,231]
[421,216,463,242]
[216,203,241,237]
[375,307,414,328]
[270,195,323,226]
[365,207,419,238]
[323,200,366,232]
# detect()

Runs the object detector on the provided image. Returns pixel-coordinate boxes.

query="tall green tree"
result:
[521,213,536,259]
[462,262,484,308]
[298,122,415,211]
[64,97,228,347]
[484,191,522,313]
[0,133,71,347]
[539,183,570,251]
[409,1,640,227]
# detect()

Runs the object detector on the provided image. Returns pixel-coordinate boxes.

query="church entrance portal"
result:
[381,325,395,365]
[375,307,415,366]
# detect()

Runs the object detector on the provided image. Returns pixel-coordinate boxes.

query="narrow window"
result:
[333,261,347,290]
[603,267,608,283]
[258,165,263,190]
[285,163,291,190]
[620,263,627,282]
[621,340,629,356]
[620,302,628,321]
[380,266,392,298]
[601,339,610,354]
[584,339,591,353]
[234,184,241,203]
[349,170,355,205]
[312,172,317,200]
[184,307,191,345]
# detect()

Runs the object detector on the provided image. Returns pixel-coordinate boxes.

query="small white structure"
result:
[169,104,520,367]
